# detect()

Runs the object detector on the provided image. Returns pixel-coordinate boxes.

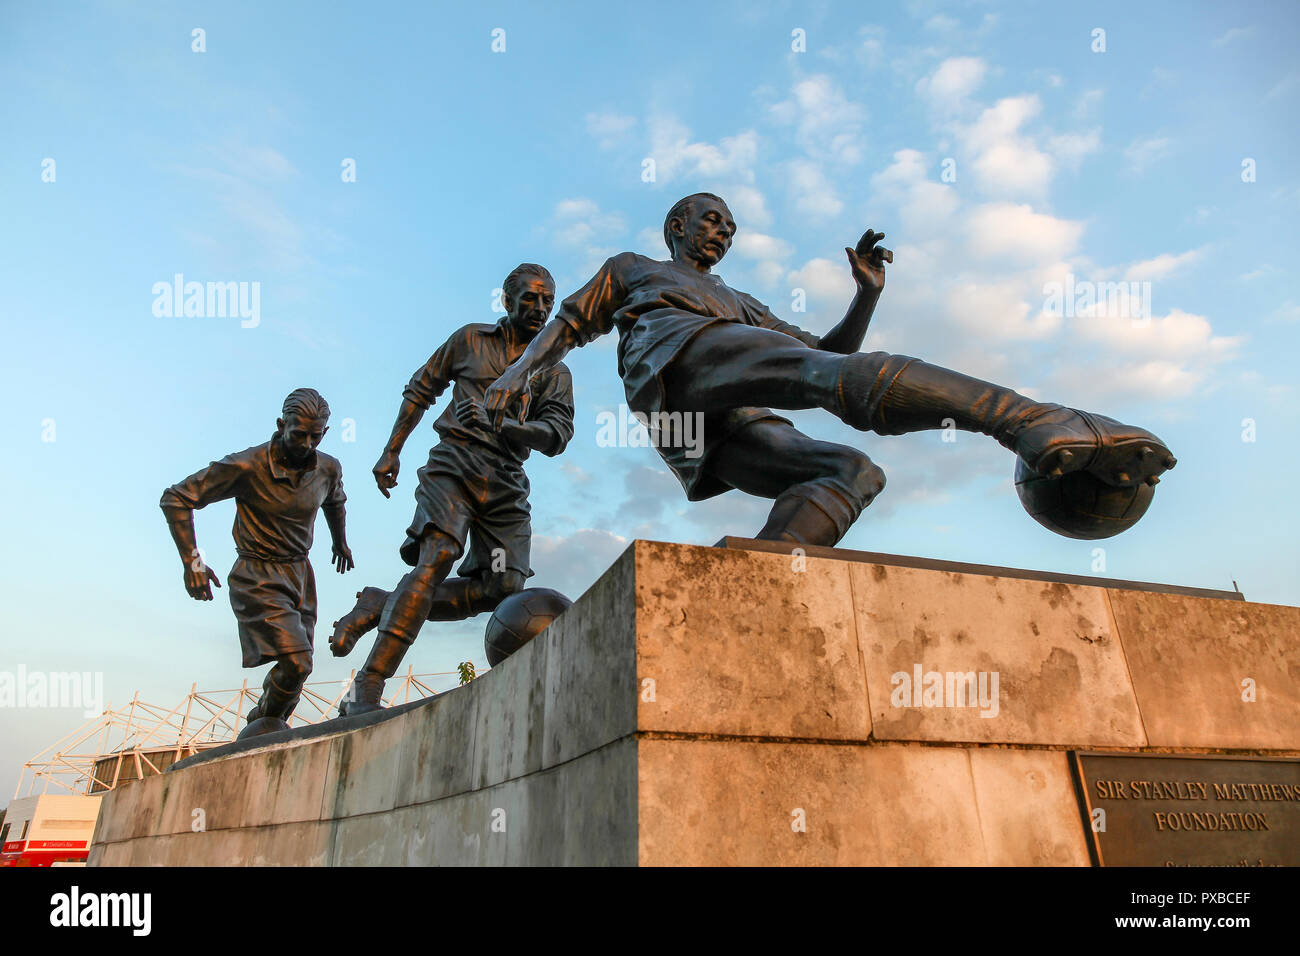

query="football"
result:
[1014,459,1156,540]
[484,588,574,667]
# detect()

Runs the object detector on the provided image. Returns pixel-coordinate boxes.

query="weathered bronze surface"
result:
[485,193,1177,547]
[160,388,352,738]
[1074,752,1300,867]
[332,264,575,716]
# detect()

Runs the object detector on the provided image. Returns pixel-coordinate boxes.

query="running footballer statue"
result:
[160,387,353,739]
[332,263,574,715]
[483,193,1177,547]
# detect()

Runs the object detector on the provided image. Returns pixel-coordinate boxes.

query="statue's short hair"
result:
[281,387,330,422]
[503,263,555,300]
[663,192,727,252]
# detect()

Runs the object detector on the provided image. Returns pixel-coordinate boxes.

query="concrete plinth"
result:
[89,540,1299,866]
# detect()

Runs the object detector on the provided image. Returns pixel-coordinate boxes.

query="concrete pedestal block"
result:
[89,540,1298,866]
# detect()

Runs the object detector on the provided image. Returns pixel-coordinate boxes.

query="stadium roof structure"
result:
[12,667,457,800]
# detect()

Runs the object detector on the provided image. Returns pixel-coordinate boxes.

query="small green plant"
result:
[457,661,477,685]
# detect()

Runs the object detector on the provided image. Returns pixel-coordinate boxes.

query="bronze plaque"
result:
[1074,752,1299,866]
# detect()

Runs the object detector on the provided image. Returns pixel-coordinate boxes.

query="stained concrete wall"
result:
[90,540,1298,866]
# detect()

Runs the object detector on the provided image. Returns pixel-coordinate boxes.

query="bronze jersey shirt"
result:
[403,317,575,463]
[554,251,821,499]
[160,438,346,560]
[554,251,820,416]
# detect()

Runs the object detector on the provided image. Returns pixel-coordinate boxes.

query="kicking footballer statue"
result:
[332,263,574,715]
[161,387,353,739]
[483,193,1176,547]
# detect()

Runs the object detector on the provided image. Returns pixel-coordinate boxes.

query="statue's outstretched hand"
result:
[184,563,221,601]
[846,229,889,295]
[332,543,355,573]
[372,450,400,499]
[484,366,531,431]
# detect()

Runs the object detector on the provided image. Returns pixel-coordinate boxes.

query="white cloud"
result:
[635,226,665,257]
[174,156,311,271]
[857,24,885,69]
[553,198,626,248]
[586,112,636,148]
[947,279,1062,341]
[724,184,772,228]
[233,145,295,180]
[870,148,960,234]
[769,74,867,164]
[965,203,1084,263]
[618,464,683,521]
[1122,248,1204,282]
[786,159,843,217]
[1032,304,1243,403]
[753,260,787,287]
[1071,307,1242,363]
[1270,300,1300,323]
[1124,136,1172,174]
[1062,360,1204,401]
[788,257,854,307]
[552,198,627,276]
[648,116,760,183]
[961,95,1054,196]
[1074,89,1104,119]
[917,56,987,110]
[1142,68,1179,96]
[1048,129,1101,170]
[1213,26,1253,47]
[643,117,772,230]
[531,529,631,599]
[554,197,600,219]
[964,95,1041,148]
[731,231,794,260]
[1265,72,1300,99]
[871,147,929,189]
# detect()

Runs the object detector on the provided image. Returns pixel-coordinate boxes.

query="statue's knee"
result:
[483,569,527,602]
[415,532,460,579]
[277,651,313,686]
[862,461,886,499]
[836,450,886,505]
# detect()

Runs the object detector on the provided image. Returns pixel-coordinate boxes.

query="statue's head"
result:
[276,387,330,465]
[502,263,556,338]
[664,193,734,269]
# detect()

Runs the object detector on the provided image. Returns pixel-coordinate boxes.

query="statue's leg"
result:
[329,570,525,657]
[836,353,1176,486]
[328,586,392,656]
[661,323,844,413]
[426,496,533,621]
[247,650,313,723]
[339,530,459,716]
[424,569,527,621]
[236,557,316,728]
[704,419,886,547]
[665,323,1175,488]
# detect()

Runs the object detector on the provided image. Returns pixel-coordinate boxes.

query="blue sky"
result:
[1,1,1297,800]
